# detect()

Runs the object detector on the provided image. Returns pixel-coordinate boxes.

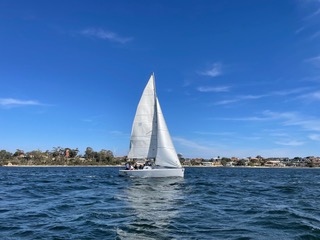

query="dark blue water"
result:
[1,167,320,239]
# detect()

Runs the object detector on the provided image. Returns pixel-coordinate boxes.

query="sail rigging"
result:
[127,73,182,168]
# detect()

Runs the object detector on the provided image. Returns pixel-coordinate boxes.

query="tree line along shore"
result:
[1,147,320,168]
[0,147,119,166]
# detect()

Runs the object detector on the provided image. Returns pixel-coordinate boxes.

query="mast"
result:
[152,72,157,113]
[152,72,158,161]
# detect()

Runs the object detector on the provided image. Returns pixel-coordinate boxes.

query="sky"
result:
[1,0,320,158]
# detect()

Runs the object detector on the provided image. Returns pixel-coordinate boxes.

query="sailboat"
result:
[119,73,184,178]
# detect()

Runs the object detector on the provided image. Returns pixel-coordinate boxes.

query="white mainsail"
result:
[127,73,182,169]
[127,75,157,159]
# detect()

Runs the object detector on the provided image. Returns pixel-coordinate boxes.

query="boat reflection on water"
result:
[117,177,184,239]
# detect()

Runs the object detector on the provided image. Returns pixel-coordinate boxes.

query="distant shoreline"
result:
[1,165,319,169]
[185,165,320,169]
[1,165,122,167]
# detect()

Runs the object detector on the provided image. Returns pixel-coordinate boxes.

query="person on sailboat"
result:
[125,162,130,170]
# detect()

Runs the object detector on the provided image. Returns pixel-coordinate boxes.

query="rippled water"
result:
[1,167,320,239]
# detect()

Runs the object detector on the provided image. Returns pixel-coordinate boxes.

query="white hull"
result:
[119,168,184,178]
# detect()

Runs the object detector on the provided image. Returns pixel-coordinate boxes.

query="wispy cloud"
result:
[183,79,192,87]
[305,7,320,20]
[214,99,238,105]
[194,131,235,136]
[198,63,223,77]
[197,86,230,93]
[0,98,42,108]
[80,28,133,44]
[173,137,211,151]
[268,132,289,137]
[272,87,311,96]
[214,110,320,132]
[274,140,305,146]
[302,76,320,82]
[299,90,320,101]
[296,0,320,43]
[305,55,320,67]
[213,87,310,105]
[263,110,320,131]
[173,136,294,158]
[309,30,320,40]
[213,116,273,121]
[309,134,320,141]
[173,136,228,158]
[110,130,129,137]
[295,26,305,34]
[214,94,265,105]
[81,118,94,123]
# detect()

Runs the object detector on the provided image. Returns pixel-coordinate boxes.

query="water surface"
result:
[0,167,319,239]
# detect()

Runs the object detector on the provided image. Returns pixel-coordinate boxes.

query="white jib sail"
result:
[127,75,157,159]
[155,98,182,168]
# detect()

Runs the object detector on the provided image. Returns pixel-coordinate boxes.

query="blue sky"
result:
[1,0,320,158]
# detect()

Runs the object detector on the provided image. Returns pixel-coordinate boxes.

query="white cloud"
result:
[110,130,128,137]
[0,98,41,108]
[213,116,273,121]
[194,131,235,136]
[302,76,320,82]
[80,28,133,44]
[309,91,320,99]
[213,87,310,106]
[269,132,289,137]
[214,99,239,105]
[309,30,320,40]
[272,87,311,96]
[173,136,231,158]
[263,110,320,131]
[309,134,320,141]
[305,55,320,67]
[173,135,301,158]
[241,94,266,100]
[299,90,320,101]
[199,63,222,77]
[197,86,230,92]
[173,137,210,151]
[306,7,320,19]
[183,79,192,87]
[275,140,305,146]
[214,94,265,105]
[297,1,320,41]
[295,119,320,131]
[295,26,305,34]
[82,119,93,123]
[214,110,320,133]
